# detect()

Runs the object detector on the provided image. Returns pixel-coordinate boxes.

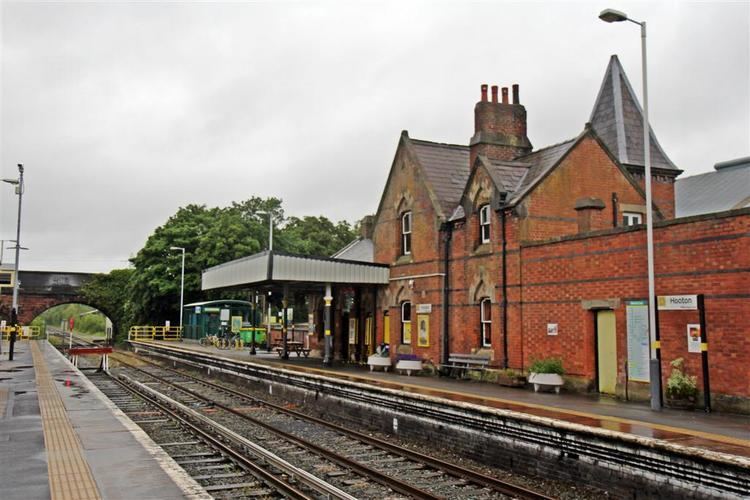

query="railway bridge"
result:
[0,270,115,332]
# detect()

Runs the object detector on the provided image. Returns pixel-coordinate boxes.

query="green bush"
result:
[529,357,564,375]
[666,358,698,400]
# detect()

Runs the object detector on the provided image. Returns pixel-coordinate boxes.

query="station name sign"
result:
[657,295,698,311]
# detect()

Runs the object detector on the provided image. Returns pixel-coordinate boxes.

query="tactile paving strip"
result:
[32,342,101,500]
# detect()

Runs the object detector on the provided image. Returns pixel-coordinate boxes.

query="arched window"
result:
[479,204,491,243]
[401,211,412,255]
[401,301,412,344]
[480,298,491,347]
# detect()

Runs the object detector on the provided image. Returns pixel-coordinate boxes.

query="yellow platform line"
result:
[32,342,102,500]
[0,385,7,419]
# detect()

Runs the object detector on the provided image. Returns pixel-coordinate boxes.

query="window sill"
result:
[471,243,492,256]
[394,254,414,266]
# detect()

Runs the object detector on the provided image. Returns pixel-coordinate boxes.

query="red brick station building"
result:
[204,56,749,413]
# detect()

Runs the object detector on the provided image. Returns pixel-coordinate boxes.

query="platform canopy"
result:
[202,250,389,291]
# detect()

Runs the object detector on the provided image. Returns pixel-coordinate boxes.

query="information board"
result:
[626,302,650,382]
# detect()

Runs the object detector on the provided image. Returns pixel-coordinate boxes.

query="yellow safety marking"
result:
[31,342,102,500]
[0,386,8,419]
[701,343,708,351]
[651,341,661,349]
[141,341,750,449]
[324,329,331,336]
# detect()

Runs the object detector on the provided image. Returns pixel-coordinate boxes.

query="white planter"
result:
[528,372,564,393]
[395,359,422,376]
[368,355,392,372]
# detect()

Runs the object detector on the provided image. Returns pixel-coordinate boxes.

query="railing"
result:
[155,326,183,341]
[1,325,41,340]
[128,325,183,342]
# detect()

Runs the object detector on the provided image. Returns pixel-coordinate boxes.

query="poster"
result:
[687,324,702,353]
[547,323,558,336]
[626,302,650,382]
[348,318,357,344]
[417,314,429,347]
[402,321,412,344]
[230,316,242,333]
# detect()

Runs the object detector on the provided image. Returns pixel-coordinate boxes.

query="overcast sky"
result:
[1,1,748,273]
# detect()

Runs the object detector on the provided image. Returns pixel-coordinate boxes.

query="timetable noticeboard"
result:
[626,302,650,382]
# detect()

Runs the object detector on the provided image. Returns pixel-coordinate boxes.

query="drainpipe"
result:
[501,206,509,369]
[611,192,619,228]
[440,221,452,366]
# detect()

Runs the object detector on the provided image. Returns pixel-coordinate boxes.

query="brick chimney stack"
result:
[470,83,532,167]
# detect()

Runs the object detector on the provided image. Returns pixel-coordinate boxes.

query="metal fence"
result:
[128,325,183,342]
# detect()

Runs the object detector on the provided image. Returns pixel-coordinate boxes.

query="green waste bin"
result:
[240,328,266,345]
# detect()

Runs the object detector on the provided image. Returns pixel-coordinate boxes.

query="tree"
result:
[80,268,134,340]
[278,216,357,257]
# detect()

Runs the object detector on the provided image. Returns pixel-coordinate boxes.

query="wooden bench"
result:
[440,353,491,378]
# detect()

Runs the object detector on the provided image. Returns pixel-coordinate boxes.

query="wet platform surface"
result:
[150,340,750,459]
[0,340,207,500]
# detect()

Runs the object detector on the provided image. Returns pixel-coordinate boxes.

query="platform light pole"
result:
[599,8,661,410]
[257,210,273,251]
[3,164,24,317]
[170,246,186,334]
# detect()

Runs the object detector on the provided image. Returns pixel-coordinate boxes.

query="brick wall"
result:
[518,208,750,406]
[517,134,646,241]
[372,136,444,363]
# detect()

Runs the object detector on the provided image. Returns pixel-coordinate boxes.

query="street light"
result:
[256,211,273,251]
[170,246,186,334]
[2,164,24,320]
[599,8,661,410]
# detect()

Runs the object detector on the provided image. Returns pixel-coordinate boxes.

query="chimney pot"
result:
[501,87,509,104]
[481,84,488,102]
[491,85,498,103]
[512,84,519,104]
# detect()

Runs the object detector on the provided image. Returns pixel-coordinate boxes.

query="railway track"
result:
[89,370,355,499]
[110,350,551,500]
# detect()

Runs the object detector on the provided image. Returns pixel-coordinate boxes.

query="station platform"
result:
[0,340,209,500]
[148,340,750,460]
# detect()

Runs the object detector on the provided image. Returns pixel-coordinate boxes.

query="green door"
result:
[596,310,617,394]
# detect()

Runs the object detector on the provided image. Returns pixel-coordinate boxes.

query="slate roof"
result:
[331,237,375,263]
[590,55,678,172]
[409,139,471,216]
[507,138,578,204]
[675,157,750,217]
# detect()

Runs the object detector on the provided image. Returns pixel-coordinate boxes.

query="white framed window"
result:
[401,211,412,255]
[623,212,643,226]
[480,298,492,347]
[401,301,412,344]
[479,204,491,243]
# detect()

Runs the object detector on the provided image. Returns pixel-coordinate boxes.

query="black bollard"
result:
[9,329,16,361]
[9,308,18,361]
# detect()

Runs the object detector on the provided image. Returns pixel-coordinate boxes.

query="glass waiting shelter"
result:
[182,300,255,341]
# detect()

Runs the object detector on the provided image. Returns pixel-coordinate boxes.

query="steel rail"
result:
[129,341,750,498]
[114,354,444,500]
[115,372,355,500]
[115,350,553,500]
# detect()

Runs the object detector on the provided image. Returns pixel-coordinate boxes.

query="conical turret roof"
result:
[590,55,678,172]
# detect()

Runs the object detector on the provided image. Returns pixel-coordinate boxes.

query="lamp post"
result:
[3,164,24,317]
[170,246,186,334]
[257,210,273,251]
[599,8,661,410]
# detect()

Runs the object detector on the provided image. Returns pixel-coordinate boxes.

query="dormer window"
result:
[479,204,491,243]
[401,211,412,255]
[623,212,643,226]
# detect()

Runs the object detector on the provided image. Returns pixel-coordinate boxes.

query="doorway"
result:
[596,310,617,394]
